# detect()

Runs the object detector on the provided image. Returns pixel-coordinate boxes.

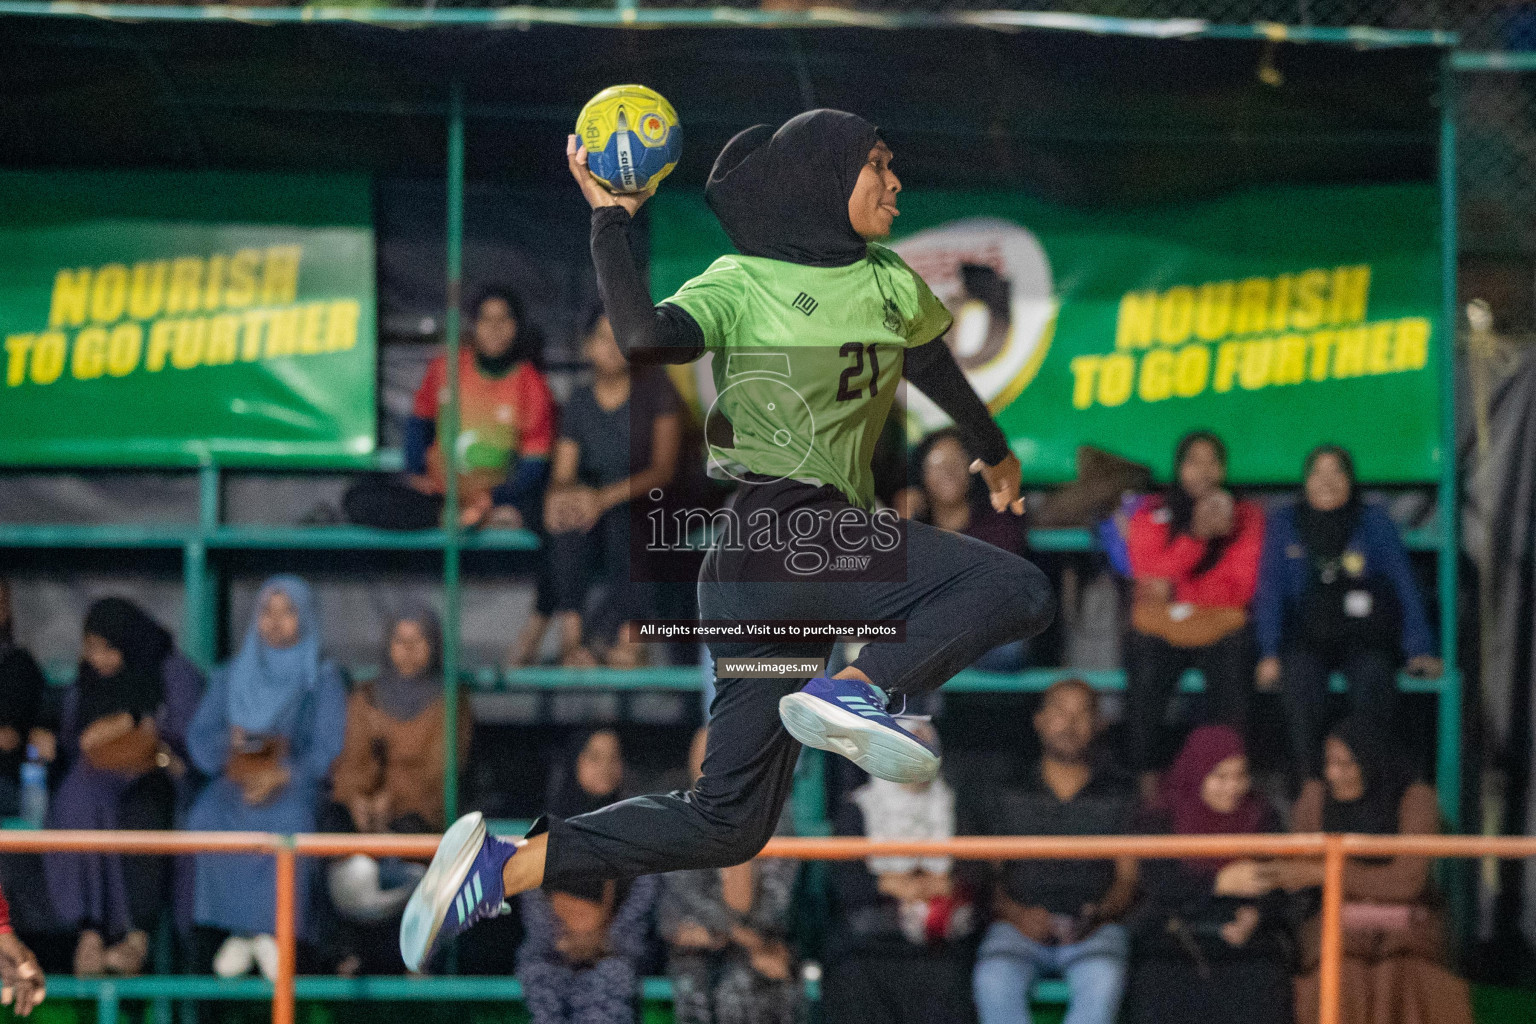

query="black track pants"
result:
[538,480,1054,887]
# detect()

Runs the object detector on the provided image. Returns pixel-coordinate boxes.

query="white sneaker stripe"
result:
[472,871,483,904]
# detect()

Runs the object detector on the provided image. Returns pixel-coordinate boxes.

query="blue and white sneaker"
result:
[399,811,516,972]
[778,678,940,784]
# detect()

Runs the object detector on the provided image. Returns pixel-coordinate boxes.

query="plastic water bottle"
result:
[19,745,47,829]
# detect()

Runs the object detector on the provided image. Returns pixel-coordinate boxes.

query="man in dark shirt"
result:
[973,679,1136,1024]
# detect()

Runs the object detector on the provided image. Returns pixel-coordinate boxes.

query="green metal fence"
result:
[1456,53,1536,261]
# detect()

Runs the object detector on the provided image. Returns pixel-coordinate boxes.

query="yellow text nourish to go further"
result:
[46,247,304,328]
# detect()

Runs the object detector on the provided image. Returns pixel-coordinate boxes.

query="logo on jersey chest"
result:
[792,292,819,316]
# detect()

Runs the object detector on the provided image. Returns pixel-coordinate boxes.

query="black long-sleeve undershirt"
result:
[902,336,1011,467]
[591,206,704,364]
[589,206,1011,466]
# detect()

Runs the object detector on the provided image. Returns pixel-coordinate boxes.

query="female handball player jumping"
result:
[401,109,1054,971]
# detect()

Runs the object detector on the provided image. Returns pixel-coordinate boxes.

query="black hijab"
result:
[77,598,173,727]
[546,728,627,820]
[1165,430,1231,577]
[469,284,544,377]
[1321,716,1418,838]
[1295,444,1362,562]
[705,109,880,268]
[546,729,628,901]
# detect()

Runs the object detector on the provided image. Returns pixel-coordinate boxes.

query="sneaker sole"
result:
[399,811,487,972]
[778,692,940,784]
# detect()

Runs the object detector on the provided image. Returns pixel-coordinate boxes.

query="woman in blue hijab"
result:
[185,576,347,978]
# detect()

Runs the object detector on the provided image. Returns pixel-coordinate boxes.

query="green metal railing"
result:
[0,502,1445,683]
[0,465,539,672]
[443,80,468,826]
[0,3,1463,44]
[29,971,1078,1018]
[1436,52,1461,830]
[36,973,1059,1018]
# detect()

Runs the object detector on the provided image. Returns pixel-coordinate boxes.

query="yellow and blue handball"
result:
[575,85,681,194]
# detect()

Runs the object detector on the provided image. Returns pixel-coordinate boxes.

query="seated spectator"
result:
[909,428,1030,672]
[1254,445,1441,787]
[517,729,657,1024]
[1125,430,1263,795]
[823,722,975,1024]
[44,599,203,977]
[321,603,471,975]
[972,679,1136,1024]
[1126,725,1291,1024]
[345,284,554,531]
[1279,718,1473,1024]
[661,727,800,1024]
[0,579,50,815]
[511,312,680,668]
[186,576,346,979]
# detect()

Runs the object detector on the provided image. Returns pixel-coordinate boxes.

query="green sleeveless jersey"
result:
[661,243,952,508]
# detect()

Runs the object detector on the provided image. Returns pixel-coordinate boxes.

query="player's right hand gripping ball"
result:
[575,85,681,195]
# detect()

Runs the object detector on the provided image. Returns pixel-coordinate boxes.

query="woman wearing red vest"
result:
[344,285,555,531]
[1125,431,1264,798]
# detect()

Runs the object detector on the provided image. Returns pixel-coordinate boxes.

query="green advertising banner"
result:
[0,170,376,467]
[650,183,1441,484]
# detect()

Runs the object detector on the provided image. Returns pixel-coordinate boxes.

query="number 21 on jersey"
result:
[836,343,882,402]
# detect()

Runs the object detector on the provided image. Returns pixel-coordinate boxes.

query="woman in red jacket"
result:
[1125,431,1263,797]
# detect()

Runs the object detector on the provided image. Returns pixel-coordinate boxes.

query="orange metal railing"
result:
[2,830,1533,1024]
